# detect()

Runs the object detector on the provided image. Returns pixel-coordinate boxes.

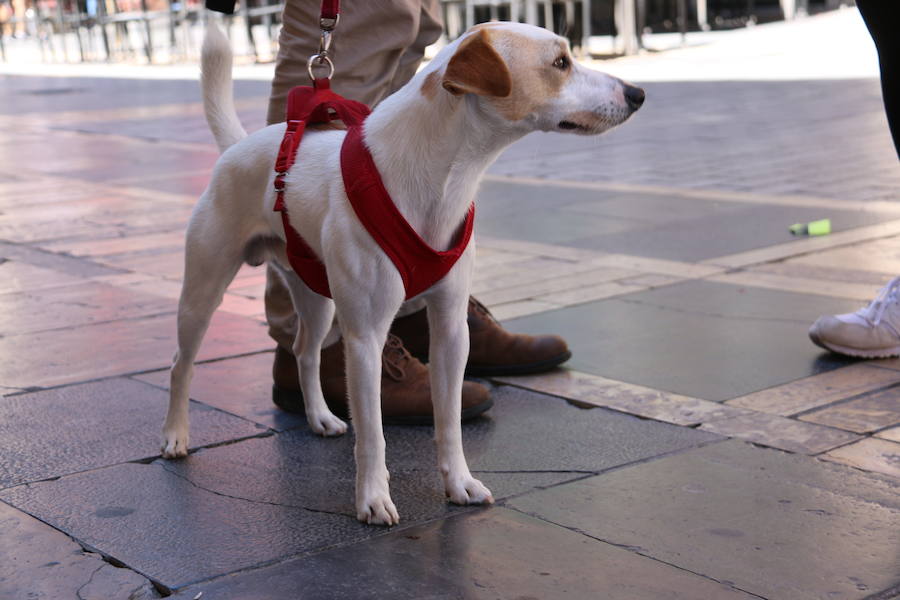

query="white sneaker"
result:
[809,275,900,358]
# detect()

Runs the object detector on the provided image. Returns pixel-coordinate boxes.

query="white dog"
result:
[163,20,644,525]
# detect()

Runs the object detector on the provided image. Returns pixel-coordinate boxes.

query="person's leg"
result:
[265,0,438,354]
[385,0,444,97]
[267,0,435,124]
[856,0,900,159]
[11,0,24,35]
[266,0,491,423]
[807,3,900,356]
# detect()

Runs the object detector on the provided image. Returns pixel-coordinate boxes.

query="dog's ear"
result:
[442,30,512,98]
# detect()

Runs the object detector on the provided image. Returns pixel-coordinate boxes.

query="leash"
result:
[273,0,351,235]
[272,0,475,300]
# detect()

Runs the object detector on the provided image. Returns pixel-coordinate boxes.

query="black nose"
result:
[624,85,645,111]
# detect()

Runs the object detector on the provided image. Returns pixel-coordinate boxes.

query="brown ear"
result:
[442,29,512,98]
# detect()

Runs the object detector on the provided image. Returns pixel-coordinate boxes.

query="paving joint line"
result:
[617,296,814,325]
[156,460,354,520]
[74,564,105,600]
[0,497,167,595]
[483,173,900,214]
[1,350,276,398]
[0,309,180,340]
[504,504,769,600]
[168,506,487,595]
[790,379,900,420]
[863,582,900,600]
[0,429,275,493]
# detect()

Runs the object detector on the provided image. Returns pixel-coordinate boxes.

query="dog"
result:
[162,20,644,526]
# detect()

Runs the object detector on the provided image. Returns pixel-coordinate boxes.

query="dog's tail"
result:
[201,21,247,153]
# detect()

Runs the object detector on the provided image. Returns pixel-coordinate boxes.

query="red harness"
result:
[273,80,475,299]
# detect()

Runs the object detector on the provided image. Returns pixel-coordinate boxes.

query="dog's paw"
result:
[444,474,494,506]
[307,411,348,437]
[356,482,400,526]
[161,427,189,459]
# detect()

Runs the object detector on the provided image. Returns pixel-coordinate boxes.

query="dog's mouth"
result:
[557,120,587,131]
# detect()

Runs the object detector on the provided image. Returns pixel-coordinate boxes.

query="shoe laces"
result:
[860,275,900,326]
[382,334,411,381]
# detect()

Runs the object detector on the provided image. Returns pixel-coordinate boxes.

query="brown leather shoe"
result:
[391,297,571,376]
[272,334,492,425]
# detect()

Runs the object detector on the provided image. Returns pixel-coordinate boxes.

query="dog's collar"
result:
[274,81,475,299]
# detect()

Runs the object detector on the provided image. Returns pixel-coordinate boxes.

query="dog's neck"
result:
[363,70,523,251]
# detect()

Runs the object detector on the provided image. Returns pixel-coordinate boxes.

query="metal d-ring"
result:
[307,53,335,81]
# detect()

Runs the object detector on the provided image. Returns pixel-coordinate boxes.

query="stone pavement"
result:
[1,8,899,600]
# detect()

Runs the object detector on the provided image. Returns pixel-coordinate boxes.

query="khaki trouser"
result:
[265,0,443,351]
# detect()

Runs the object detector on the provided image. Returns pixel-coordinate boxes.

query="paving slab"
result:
[495,368,734,426]
[876,426,900,443]
[0,500,160,600]
[134,352,308,432]
[0,309,271,389]
[0,75,265,116]
[787,236,900,277]
[0,259,88,294]
[115,170,213,197]
[476,180,897,262]
[0,195,177,243]
[0,447,579,590]
[564,202,894,262]
[699,409,861,455]
[0,387,719,590]
[727,363,900,416]
[0,280,175,336]
[800,386,900,433]
[0,460,370,591]
[432,385,721,472]
[0,378,264,489]
[498,370,862,453]
[508,440,900,600]
[824,437,900,479]
[170,508,757,600]
[505,280,860,401]
[0,131,218,184]
[0,239,125,279]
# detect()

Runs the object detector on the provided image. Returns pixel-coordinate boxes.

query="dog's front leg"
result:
[426,286,494,506]
[343,328,400,525]
[334,280,404,526]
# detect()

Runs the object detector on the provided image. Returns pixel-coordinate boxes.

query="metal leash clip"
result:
[307,9,339,81]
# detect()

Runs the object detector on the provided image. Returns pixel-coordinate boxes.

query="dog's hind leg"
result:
[162,219,244,459]
[268,262,346,437]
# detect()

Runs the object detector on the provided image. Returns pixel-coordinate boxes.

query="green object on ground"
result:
[789,218,831,236]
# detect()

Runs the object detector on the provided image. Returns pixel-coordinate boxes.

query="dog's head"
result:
[432,22,643,135]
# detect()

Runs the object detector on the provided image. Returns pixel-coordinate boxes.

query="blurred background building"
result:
[0,0,857,66]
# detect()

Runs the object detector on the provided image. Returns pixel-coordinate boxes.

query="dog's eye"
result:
[552,55,570,70]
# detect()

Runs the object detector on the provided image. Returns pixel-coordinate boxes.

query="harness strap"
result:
[273,81,475,300]
[341,125,475,299]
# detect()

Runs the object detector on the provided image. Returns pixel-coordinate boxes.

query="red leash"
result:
[272,1,475,299]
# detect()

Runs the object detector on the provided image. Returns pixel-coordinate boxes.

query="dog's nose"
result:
[624,85,645,111]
